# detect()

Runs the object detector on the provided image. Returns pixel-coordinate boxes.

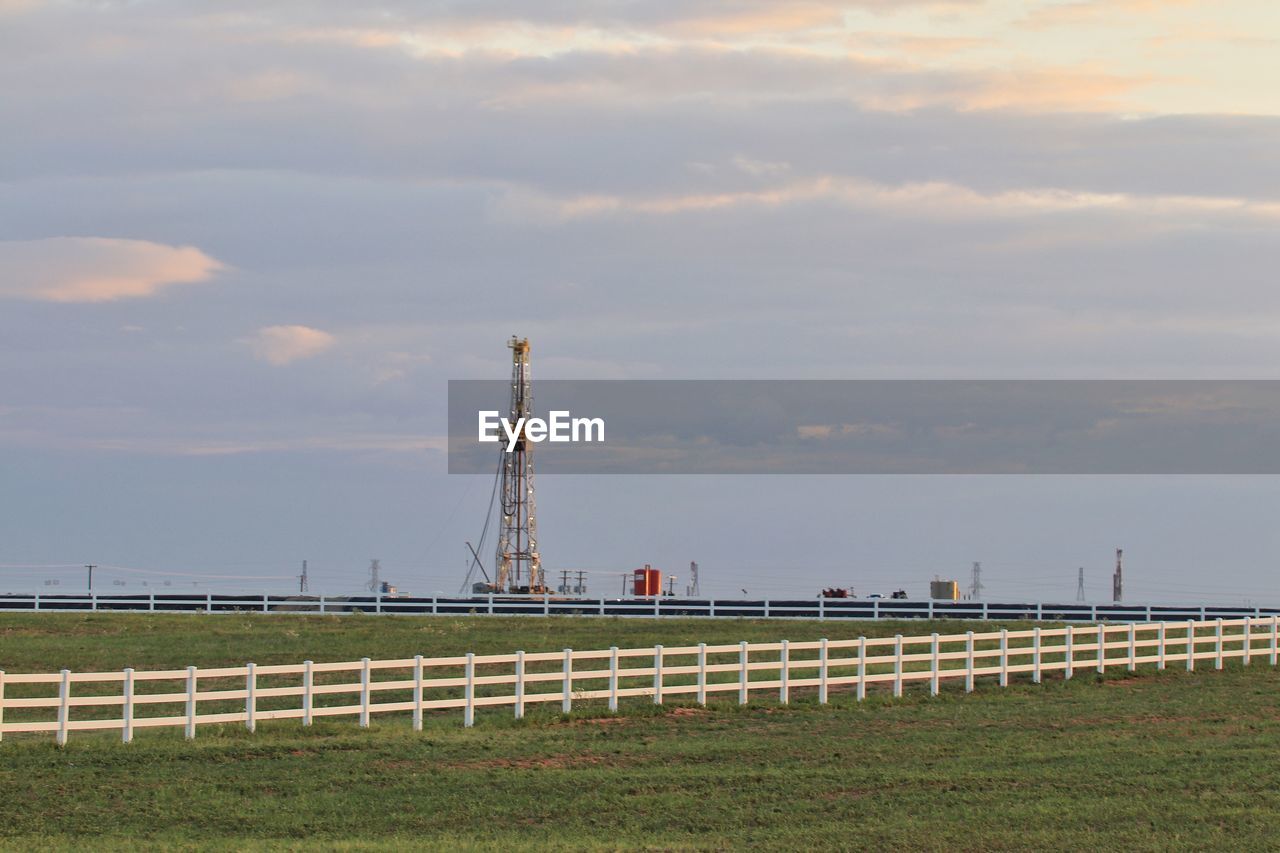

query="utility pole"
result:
[968,562,984,600]
[1076,567,1085,602]
[299,560,309,594]
[1112,549,1123,603]
[85,564,96,594]
[575,570,587,596]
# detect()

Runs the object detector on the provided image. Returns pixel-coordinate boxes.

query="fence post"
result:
[488,593,494,616]
[122,668,134,744]
[608,647,619,712]
[873,599,879,620]
[999,629,1009,687]
[857,636,867,701]
[296,660,311,728]
[245,663,256,733]
[1032,627,1042,684]
[893,635,903,698]
[1272,615,1278,666]
[515,650,525,720]
[544,592,550,617]
[653,645,664,705]
[562,649,573,714]
[206,593,212,614]
[412,655,423,731]
[1243,618,1252,666]
[1216,618,1224,670]
[57,669,70,747]
[261,593,268,614]
[982,601,988,620]
[1036,603,1042,622]
[1157,623,1166,671]
[780,640,790,704]
[965,632,975,692]
[818,638,829,704]
[359,657,371,728]
[738,641,749,705]
[464,653,475,727]
[1064,626,1074,680]
[1127,624,1136,673]
[930,633,940,696]
[91,593,97,612]
[819,597,825,621]
[1097,625,1106,674]
[697,643,707,706]
[1187,620,1196,671]
[599,597,605,617]
[180,666,196,740]
[0,669,6,744]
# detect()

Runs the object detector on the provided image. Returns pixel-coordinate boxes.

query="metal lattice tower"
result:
[495,336,544,593]
[1076,566,1085,602]
[968,561,984,600]
[686,561,700,597]
[367,559,381,593]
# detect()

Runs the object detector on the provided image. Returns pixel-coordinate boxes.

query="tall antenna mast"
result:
[968,561,984,600]
[368,559,381,594]
[1112,548,1123,602]
[495,336,544,593]
[300,560,309,594]
[1076,566,1085,602]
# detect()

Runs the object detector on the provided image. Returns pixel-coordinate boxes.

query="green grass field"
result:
[2,614,1279,850]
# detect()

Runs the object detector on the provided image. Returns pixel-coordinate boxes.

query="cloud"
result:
[247,325,336,365]
[0,237,223,302]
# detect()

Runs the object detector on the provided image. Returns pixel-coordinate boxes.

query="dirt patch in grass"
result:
[442,752,622,771]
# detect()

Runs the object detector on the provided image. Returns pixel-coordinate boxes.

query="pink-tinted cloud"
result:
[246,325,336,366]
[0,237,223,302]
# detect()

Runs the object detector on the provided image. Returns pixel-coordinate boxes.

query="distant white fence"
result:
[2,592,1276,623]
[1,617,1275,745]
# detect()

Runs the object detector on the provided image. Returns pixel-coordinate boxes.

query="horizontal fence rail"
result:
[1,617,1276,745]
[1,593,1276,623]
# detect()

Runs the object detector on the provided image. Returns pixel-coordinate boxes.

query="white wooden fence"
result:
[1,617,1275,745]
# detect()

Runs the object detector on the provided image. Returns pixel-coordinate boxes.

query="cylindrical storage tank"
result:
[633,565,662,596]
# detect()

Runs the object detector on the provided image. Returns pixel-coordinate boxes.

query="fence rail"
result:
[1,592,1276,622]
[1,617,1275,745]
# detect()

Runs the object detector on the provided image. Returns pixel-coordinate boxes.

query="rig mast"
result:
[495,336,545,593]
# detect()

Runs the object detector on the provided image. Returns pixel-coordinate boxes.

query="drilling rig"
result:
[494,336,546,593]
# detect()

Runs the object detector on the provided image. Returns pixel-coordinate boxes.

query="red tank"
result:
[633,565,662,597]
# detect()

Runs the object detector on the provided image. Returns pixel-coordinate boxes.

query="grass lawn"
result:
[2,614,1279,850]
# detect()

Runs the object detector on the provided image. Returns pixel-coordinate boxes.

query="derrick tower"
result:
[495,336,544,593]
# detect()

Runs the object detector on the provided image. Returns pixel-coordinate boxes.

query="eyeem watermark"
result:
[478,410,605,452]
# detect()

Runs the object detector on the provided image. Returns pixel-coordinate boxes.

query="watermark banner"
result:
[447,380,1280,474]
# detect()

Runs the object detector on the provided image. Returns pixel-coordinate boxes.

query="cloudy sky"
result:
[1,0,1279,602]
